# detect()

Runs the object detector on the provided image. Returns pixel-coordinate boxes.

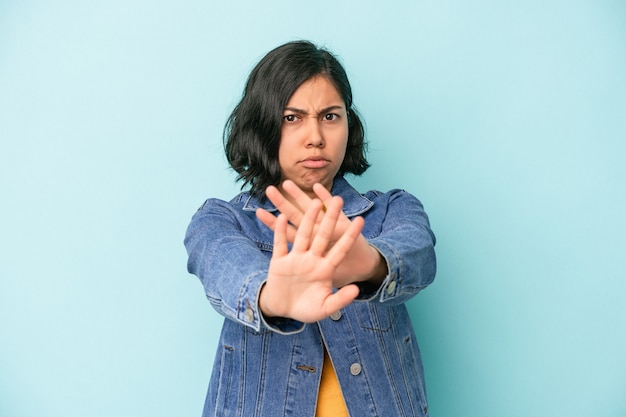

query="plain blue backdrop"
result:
[1,1,625,416]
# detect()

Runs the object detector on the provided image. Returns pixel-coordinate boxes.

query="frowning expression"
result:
[278,76,349,197]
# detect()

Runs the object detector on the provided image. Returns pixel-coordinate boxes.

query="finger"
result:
[272,214,289,256]
[256,208,278,230]
[257,208,298,242]
[283,180,328,225]
[314,184,348,224]
[310,196,343,254]
[312,182,333,201]
[282,180,319,211]
[292,199,322,252]
[325,216,365,268]
[265,184,306,227]
[323,284,359,314]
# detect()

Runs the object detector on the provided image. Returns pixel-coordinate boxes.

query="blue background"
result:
[1,1,625,416]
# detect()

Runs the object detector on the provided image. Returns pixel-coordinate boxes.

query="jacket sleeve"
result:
[359,190,437,305]
[184,198,305,334]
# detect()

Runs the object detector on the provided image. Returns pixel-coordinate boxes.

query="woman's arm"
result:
[256,181,436,305]
[184,196,369,332]
[184,199,276,332]
[363,188,436,305]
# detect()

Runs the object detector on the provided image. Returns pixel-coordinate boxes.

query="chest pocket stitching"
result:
[356,303,392,332]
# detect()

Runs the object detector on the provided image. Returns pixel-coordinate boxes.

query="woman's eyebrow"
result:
[283,107,308,115]
[319,105,345,114]
[283,105,345,115]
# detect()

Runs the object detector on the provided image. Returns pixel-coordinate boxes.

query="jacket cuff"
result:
[233,270,267,331]
[354,241,400,302]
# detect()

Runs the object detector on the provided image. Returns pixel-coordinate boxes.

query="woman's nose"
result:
[306,121,324,148]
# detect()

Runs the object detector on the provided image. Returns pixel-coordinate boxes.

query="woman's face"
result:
[278,76,349,197]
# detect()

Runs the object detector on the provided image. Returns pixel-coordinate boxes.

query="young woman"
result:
[185,40,436,417]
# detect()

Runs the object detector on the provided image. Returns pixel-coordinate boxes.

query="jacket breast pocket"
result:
[256,241,273,258]
[355,303,392,332]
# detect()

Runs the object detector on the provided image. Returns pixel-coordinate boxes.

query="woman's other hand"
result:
[256,180,387,288]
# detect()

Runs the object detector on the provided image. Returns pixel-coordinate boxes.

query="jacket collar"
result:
[242,176,374,218]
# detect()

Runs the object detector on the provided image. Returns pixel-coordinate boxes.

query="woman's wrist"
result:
[258,283,277,318]
[366,245,388,285]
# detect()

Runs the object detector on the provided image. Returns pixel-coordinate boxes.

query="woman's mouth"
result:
[300,157,329,169]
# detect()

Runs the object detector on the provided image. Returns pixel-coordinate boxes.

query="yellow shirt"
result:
[315,349,349,417]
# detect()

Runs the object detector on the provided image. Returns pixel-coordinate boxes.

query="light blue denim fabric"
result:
[185,176,436,417]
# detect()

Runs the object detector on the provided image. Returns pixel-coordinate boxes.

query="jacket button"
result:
[386,278,397,295]
[244,307,254,323]
[330,310,342,321]
[350,363,362,375]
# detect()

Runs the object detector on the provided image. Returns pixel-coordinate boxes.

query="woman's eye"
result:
[323,113,339,121]
[283,114,298,123]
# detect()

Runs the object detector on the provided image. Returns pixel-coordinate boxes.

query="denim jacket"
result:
[185,176,436,417]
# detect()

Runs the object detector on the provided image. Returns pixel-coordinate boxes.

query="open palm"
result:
[259,197,363,323]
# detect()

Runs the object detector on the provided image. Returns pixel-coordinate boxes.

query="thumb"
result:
[323,284,359,316]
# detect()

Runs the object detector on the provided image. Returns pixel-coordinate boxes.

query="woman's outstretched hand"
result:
[258,195,362,323]
[256,180,387,289]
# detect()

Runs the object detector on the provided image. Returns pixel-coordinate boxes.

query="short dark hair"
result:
[224,40,369,196]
